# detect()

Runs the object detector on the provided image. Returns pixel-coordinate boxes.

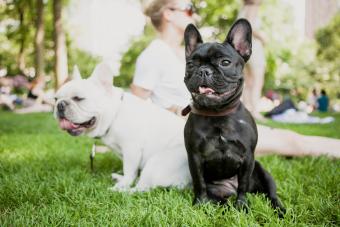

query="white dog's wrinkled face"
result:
[54,63,116,138]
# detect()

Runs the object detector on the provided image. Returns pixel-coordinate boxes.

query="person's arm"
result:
[130,84,152,100]
[130,83,185,114]
[131,83,184,116]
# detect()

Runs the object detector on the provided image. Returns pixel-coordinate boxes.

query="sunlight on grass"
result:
[0,111,339,225]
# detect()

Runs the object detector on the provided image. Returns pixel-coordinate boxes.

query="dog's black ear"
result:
[184,24,203,58]
[225,19,252,62]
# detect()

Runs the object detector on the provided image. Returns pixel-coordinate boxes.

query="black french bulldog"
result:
[183,19,285,215]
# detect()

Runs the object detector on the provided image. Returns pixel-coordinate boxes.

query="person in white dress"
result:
[130,0,340,158]
[131,0,194,115]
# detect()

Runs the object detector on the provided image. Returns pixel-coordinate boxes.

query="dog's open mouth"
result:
[193,85,238,98]
[58,117,96,136]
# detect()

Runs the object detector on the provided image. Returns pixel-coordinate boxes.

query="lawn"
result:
[0,111,339,226]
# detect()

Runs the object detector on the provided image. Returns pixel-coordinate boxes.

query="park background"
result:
[0,0,339,226]
[0,0,339,103]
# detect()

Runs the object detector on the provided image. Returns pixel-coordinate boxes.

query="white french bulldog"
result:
[54,63,191,191]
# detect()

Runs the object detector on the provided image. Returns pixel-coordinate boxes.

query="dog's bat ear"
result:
[225,19,252,62]
[71,65,82,80]
[90,62,113,92]
[184,24,203,58]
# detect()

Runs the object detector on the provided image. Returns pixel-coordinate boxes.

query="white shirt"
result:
[133,39,191,108]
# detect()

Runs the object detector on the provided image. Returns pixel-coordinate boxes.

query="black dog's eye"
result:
[220,59,231,67]
[186,61,195,69]
[72,96,84,102]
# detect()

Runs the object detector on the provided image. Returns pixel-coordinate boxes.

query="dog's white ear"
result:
[72,65,82,80]
[90,62,113,91]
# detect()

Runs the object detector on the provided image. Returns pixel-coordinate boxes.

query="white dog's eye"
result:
[72,96,84,102]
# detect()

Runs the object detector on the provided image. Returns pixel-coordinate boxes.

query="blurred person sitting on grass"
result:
[14,76,55,114]
[0,75,29,110]
[317,89,329,112]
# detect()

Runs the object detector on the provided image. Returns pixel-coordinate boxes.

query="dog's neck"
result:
[182,100,240,117]
[96,87,124,139]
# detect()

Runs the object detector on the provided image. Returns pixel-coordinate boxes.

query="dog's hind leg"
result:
[251,161,286,217]
[135,150,191,192]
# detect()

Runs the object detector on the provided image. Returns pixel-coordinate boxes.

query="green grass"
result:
[0,111,339,226]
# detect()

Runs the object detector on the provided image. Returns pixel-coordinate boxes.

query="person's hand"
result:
[167,105,179,114]
[167,105,188,118]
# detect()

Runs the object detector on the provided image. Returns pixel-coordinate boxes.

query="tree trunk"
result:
[17,4,26,75]
[34,0,45,81]
[53,0,68,90]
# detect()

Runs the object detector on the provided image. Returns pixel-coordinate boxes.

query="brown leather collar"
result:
[182,101,240,117]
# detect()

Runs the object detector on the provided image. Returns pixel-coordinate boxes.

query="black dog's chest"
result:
[198,130,243,160]
[203,135,245,180]
[187,116,247,180]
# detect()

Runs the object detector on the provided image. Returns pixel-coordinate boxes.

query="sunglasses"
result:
[169,3,194,17]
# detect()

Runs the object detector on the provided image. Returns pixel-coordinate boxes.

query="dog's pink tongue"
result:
[199,86,215,94]
[59,118,78,130]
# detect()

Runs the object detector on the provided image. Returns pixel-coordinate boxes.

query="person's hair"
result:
[243,0,261,5]
[321,89,327,96]
[142,0,175,31]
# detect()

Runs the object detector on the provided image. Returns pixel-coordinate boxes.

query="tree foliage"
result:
[314,14,340,98]
[193,0,240,39]
[0,0,35,76]
[0,0,96,89]
[1,0,338,99]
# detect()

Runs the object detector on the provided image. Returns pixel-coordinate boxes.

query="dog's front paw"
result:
[193,195,211,205]
[109,182,130,192]
[271,199,286,218]
[235,198,249,212]
[109,176,134,192]
[111,173,123,182]
[276,207,286,219]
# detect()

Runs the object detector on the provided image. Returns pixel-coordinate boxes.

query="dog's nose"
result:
[57,100,68,113]
[199,67,213,78]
